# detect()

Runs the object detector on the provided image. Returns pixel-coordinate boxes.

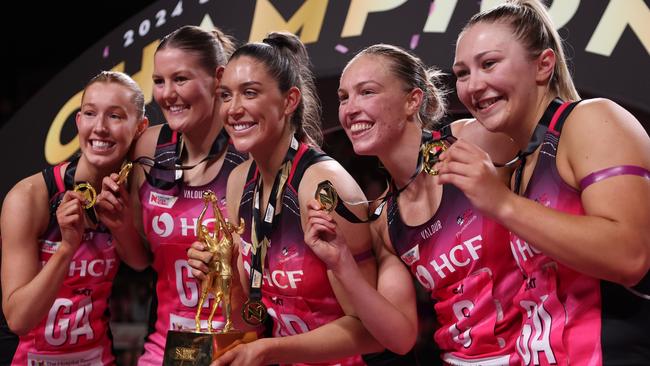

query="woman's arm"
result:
[212,161,385,366]
[1,174,83,334]
[305,200,418,354]
[439,99,650,285]
[502,99,650,285]
[95,172,150,270]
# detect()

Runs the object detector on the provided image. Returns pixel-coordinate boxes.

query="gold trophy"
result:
[163,191,256,365]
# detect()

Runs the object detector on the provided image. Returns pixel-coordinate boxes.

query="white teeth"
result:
[350,122,372,132]
[477,97,500,109]
[231,123,254,131]
[169,105,186,113]
[91,140,114,150]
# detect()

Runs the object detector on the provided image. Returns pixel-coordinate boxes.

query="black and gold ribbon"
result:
[243,137,298,326]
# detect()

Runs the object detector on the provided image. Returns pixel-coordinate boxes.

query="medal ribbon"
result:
[512,98,566,194]
[248,136,299,302]
[317,130,445,223]
[133,127,230,173]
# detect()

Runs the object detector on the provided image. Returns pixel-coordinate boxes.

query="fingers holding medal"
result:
[73,182,97,209]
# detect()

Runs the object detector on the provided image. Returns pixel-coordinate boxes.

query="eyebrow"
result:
[81,103,127,110]
[338,80,380,93]
[453,50,499,68]
[220,80,263,89]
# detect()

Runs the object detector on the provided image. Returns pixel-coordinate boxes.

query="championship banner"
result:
[1,0,648,198]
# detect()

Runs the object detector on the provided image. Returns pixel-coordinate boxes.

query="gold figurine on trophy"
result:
[163,190,255,366]
[195,190,244,333]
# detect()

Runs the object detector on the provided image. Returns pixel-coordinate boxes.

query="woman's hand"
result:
[187,241,212,281]
[304,199,350,271]
[211,339,269,366]
[95,173,132,232]
[436,138,513,218]
[56,191,86,252]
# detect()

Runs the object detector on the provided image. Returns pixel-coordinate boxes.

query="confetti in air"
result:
[335,44,349,54]
[103,46,110,58]
[410,34,421,50]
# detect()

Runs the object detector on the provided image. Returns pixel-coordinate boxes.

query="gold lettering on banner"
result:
[44,90,83,164]
[586,0,650,56]
[249,0,328,43]
[423,0,458,33]
[342,0,407,37]
[130,41,158,106]
[44,41,158,164]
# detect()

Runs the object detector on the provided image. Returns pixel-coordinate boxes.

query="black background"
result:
[0,2,157,128]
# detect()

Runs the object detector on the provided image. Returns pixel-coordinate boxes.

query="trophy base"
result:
[163,329,257,365]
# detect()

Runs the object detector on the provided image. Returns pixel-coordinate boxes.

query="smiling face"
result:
[219,56,296,155]
[152,47,218,134]
[338,54,414,156]
[76,82,145,170]
[453,21,542,134]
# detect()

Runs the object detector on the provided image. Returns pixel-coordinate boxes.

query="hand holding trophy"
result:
[164,190,255,365]
[195,190,243,333]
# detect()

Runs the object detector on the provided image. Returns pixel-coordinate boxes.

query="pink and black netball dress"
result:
[11,159,118,365]
[509,99,650,366]
[387,163,524,365]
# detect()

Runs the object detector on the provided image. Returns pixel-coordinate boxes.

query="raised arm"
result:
[305,194,418,354]
[95,171,150,270]
[501,99,650,285]
[212,161,383,366]
[439,99,650,286]
[1,174,83,334]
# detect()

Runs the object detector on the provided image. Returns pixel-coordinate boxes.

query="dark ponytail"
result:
[230,32,323,146]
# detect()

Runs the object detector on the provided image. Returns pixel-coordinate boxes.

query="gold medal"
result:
[73,182,97,209]
[116,161,133,185]
[242,299,268,326]
[315,180,338,213]
[422,140,450,176]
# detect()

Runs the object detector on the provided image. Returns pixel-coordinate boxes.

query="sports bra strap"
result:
[156,123,179,149]
[549,100,582,133]
[289,146,331,188]
[42,160,72,216]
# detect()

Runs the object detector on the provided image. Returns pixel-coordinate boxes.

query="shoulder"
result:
[447,118,474,136]
[226,159,254,216]
[562,98,648,146]
[228,159,254,189]
[6,172,50,204]
[2,172,50,232]
[226,158,253,221]
[299,158,366,204]
[559,98,650,183]
[370,207,396,256]
[566,98,641,130]
[131,123,164,160]
[449,118,518,163]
